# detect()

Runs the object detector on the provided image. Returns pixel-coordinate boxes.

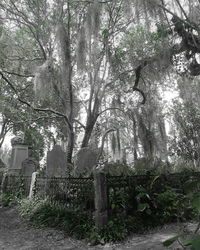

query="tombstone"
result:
[46,145,67,177]
[21,158,38,177]
[8,136,29,175]
[73,147,98,177]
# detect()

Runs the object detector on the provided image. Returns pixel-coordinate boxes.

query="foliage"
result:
[133,157,170,175]
[23,127,45,160]
[0,193,19,207]
[3,171,199,243]
[169,101,200,167]
[104,162,134,176]
[156,190,194,223]
[163,179,200,249]
[108,174,196,240]
[18,197,94,239]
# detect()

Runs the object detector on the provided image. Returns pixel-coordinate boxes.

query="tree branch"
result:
[73,119,86,129]
[1,69,34,78]
[175,0,189,22]
[97,128,116,164]
[97,107,126,117]
[0,71,73,130]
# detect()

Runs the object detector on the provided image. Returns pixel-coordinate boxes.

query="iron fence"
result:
[3,175,32,197]
[3,171,200,219]
[35,176,95,212]
[106,172,200,217]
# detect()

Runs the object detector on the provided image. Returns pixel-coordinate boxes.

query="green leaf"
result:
[184,180,200,194]
[137,203,149,212]
[162,235,182,247]
[111,204,115,209]
[136,192,146,199]
[186,236,200,250]
[102,29,109,37]
[146,208,152,215]
[191,196,200,212]
[150,175,159,189]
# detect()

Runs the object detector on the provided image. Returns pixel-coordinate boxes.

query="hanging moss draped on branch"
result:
[34,58,54,100]
[76,26,87,71]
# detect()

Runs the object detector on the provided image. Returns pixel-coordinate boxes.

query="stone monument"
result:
[21,158,38,177]
[46,145,67,177]
[8,136,29,175]
[73,147,98,177]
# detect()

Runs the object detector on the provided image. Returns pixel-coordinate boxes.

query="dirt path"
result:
[0,207,189,250]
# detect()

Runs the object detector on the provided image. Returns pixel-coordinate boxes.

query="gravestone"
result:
[21,158,39,195]
[73,147,98,177]
[46,145,67,177]
[8,136,29,175]
[21,158,38,177]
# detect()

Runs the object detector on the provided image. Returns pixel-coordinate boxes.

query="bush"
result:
[107,175,197,238]
[18,197,94,239]
[0,193,19,207]
[156,189,195,223]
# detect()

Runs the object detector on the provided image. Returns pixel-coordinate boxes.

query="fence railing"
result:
[1,175,32,197]
[35,176,94,212]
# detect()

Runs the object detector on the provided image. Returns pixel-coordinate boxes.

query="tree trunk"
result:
[81,117,97,148]
[67,130,74,164]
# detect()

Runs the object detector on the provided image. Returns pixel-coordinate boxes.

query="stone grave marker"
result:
[8,136,29,175]
[46,145,67,177]
[21,158,38,177]
[21,158,39,194]
[73,147,98,177]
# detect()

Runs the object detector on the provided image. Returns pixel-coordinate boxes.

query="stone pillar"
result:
[1,173,8,194]
[94,171,108,231]
[29,172,39,199]
[8,138,29,175]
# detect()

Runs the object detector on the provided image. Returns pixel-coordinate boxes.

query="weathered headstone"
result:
[46,145,67,177]
[73,147,98,177]
[21,158,38,177]
[8,136,29,175]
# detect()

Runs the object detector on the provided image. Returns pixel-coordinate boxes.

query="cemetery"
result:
[1,0,200,249]
[0,136,200,249]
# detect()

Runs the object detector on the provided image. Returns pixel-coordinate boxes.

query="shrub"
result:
[18,197,94,239]
[163,179,200,249]
[0,193,19,207]
[156,189,195,223]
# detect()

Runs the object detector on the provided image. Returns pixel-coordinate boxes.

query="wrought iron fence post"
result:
[94,170,108,231]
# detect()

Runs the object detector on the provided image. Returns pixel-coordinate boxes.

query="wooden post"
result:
[94,171,108,231]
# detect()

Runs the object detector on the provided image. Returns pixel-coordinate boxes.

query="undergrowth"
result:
[18,197,94,239]
[1,170,198,243]
[0,193,19,207]
[17,189,196,243]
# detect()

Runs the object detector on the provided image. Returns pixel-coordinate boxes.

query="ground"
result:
[0,206,193,250]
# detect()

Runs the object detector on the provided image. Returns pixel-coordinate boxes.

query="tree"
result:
[1,0,199,168]
[170,101,200,167]
[0,0,147,165]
